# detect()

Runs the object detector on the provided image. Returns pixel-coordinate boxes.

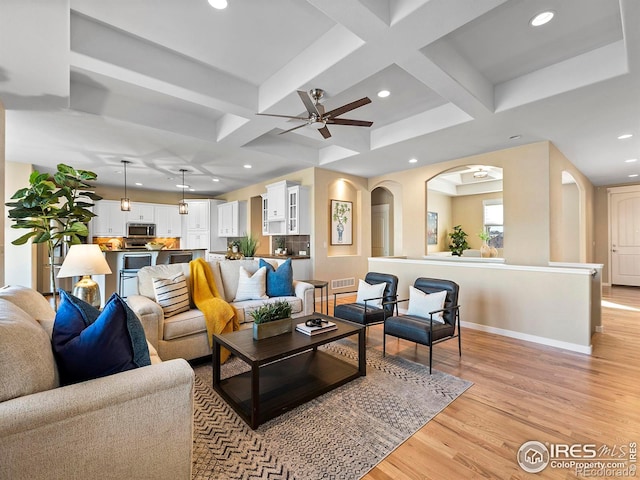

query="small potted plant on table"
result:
[251,300,293,340]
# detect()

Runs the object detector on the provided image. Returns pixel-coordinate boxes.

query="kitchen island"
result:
[97,248,206,304]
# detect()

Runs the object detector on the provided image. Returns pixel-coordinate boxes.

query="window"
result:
[483,199,503,248]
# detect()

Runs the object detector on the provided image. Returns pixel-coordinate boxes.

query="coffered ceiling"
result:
[1,0,638,196]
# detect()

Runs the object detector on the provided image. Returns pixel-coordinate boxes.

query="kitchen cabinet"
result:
[217,200,247,237]
[127,203,155,223]
[266,180,294,221]
[186,231,209,250]
[186,200,209,230]
[91,200,127,237]
[287,185,310,235]
[261,181,309,235]
[155,205,182,237]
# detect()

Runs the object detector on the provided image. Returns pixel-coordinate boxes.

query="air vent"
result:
[331,277,355,290]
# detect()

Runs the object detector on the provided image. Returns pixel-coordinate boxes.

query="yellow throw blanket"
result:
[189,258,239,363]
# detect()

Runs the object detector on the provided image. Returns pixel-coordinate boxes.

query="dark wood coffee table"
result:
[212,314,365,429]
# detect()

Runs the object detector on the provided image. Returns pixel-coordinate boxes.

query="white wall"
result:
[4,162,37,288]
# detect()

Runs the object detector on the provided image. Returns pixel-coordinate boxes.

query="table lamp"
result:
[57,244,112,308]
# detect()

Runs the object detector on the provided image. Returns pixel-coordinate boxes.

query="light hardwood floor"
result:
[329,286,640,480]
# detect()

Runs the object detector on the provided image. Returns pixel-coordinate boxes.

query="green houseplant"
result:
[251,300,293,340]
[448,225,469,256]
[238,233,258,259]
[5,163,102,308]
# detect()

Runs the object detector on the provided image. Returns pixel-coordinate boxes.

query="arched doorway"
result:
[371,186,394,257]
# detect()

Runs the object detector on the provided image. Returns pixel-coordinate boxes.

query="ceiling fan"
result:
[257,88,373,139]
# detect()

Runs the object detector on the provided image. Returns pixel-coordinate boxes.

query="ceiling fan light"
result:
[473,169,489,179]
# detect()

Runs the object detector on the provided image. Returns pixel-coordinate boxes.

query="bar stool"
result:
[168,252,193,264]
[301,279,329,315]
[119,253,152,297]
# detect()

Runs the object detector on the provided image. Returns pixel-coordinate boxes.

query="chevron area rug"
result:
[191,339,472,480]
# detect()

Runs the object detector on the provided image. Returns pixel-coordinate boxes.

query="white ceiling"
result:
[1,0,639,196]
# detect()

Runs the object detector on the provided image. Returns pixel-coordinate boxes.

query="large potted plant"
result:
[251,300,292,340]
[448,225,469,256]
[5,163,102,308]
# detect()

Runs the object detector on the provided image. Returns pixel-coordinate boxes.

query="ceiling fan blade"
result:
[278,123,308,135]
[318,126,331,139]
[297,90,320,116]
[324,97,371,119]
[327,118,373,127]
[256,113,310,121]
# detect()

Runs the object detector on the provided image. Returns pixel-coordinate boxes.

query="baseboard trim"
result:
[460,321,593,355]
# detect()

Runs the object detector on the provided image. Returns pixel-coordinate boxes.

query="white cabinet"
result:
[91,200,127,237]
[186,200,209,230]
[186,231,209,250]
[266,181,292,221]
[217,201,247,237]
[155,205,182,237]
[287,185,310,235]
[183,200,210,250]
[127,203,155,223]
[262,181,309,235]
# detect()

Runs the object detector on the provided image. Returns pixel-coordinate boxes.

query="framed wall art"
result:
[427,211,438,245]
[331,200,353,245]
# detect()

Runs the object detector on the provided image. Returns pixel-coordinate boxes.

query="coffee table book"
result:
[296,321,338,336]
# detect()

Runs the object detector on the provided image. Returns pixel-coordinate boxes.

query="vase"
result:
[253,317,292,340]
[480,244,491,258]
[490,247,498,258]
[337,222,344,243]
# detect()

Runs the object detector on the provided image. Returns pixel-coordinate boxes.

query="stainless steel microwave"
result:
[127,223,156,238]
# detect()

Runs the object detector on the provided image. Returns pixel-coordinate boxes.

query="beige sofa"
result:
[0,285,194,480]
[127,259,315,361]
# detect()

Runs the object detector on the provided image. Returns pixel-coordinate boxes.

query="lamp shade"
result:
[57,244,112,278]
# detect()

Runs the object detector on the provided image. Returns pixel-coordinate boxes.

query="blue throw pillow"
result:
[52,290,151,385]
[259,258,295,297]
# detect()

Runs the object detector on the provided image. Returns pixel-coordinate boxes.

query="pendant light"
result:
[120,160,131,211]
[178,169,188,215]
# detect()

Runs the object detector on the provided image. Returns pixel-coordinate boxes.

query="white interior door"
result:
[611,190,640,286]
[371,205,389,257]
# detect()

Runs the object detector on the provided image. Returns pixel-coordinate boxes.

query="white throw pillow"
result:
[234,266,268,301]
[152,272,190,318]
[355,279,386,308]
[407,287,447,323]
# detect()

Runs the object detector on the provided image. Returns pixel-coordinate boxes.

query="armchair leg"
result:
[382,331,386,357]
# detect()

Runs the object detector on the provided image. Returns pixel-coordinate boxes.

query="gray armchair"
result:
[383,277,461,373]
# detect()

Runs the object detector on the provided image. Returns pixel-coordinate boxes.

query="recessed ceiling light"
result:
[625,159,638,163]
[135,182,142,186]
[409,158,417,164]
[212,178,220,182]
[377,90,390,98]
[530,11,554,27]
[509,134,522,140]
[629,174,639,178]
[189,188,195,192]
[176,184,189,189]
[244,164,252,169]
[208,0,227,9]
[618,134,633,139]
